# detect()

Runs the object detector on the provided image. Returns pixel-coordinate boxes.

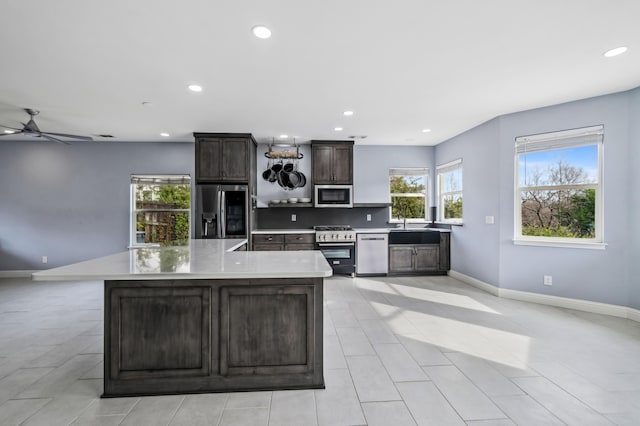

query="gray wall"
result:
[0,140,193,270]
[436,88,636,307]
[630,87,640,310]
[354,145,435,205]
[434,118,501,286]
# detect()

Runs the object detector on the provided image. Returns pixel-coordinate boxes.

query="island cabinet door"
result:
[106,284,212,382]
[219,284,316,377]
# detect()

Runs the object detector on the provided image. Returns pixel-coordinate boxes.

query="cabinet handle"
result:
[267,237,273,241]
[297,236,303,240]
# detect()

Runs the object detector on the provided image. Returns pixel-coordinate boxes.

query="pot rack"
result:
[264,139,304,160]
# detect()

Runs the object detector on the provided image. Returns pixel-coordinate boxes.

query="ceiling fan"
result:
[0,108,93,144]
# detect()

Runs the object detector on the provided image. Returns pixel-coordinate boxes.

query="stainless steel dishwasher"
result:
[356,233,389,276]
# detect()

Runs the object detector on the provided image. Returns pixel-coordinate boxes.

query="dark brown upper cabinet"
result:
[311,141,353,185]
[194,133,256,183]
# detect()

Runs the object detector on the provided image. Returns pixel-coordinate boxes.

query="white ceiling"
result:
[1,0,639,146]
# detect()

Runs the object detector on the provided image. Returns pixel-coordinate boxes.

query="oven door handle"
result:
[317,242,355,246]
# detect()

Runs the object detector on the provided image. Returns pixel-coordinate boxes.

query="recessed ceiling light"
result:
[252,25,272,39]
[422,128,432,133]
[334,127,343,132]
[603,46,628,57]
[343,110,354,116]
[188,84,203,92]
[279,134,288,139]
[160,132,170,137]
[4,130,15,134]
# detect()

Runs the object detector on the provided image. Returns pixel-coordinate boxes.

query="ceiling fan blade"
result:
[40,134,72,145]
[0,131,25,137]
[44,132,93,141]
[0,124,23,131]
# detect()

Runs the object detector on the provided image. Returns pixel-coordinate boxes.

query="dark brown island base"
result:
[104,277,324,396]
[32,240,332,397]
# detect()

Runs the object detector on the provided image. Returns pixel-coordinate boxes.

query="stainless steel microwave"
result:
[314,185,353,208]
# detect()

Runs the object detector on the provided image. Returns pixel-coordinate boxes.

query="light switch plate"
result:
[485,216,495,224]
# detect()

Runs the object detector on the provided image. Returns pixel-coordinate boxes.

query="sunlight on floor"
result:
[354,277,500,313]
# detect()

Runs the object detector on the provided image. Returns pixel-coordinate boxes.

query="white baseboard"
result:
[448,270,499,296]
[628,308,640,323]
[0,270,35,278]
[449,269,639,323]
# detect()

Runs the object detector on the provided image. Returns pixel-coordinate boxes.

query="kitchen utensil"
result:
[277,170,290,188]
[262,158,274,181]
[297,171,307,188]
[287,171,301,188]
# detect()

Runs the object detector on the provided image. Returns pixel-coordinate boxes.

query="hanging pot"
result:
[271,161,283,173]
[297,171,307,188]
[287,171,301,188]
[262,159,274,181]
[277,170,290,189]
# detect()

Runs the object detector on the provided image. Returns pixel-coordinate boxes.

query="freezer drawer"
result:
[356,233,389,275]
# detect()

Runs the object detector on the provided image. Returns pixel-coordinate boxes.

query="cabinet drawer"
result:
[253,234,285,244]
[285,243,315,251]
[285,234,315,244]
[253,243,285,251]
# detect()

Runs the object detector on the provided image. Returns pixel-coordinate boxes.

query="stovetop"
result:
[313,225,353,231]
[314,225,356,242]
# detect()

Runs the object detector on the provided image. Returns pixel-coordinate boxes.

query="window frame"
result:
[130,174,192,247]
[513,125,605,249]
[388,168,429,223]
[437,159,463,224]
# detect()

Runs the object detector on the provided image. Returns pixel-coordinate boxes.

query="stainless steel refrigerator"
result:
[195,184,249,240]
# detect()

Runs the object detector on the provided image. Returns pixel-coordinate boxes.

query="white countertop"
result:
[353,228,391,233]
[32,239,332,281]
[252,229,316,234]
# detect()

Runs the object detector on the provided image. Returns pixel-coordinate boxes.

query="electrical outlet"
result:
[42,256,48,264]
[291,214,297,222]
[543,275,552,286]
[366,214,372,222]
[485,215,495,224]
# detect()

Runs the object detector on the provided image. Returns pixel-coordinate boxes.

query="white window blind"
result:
[436,158,462,173]
[130,175,191,185]
[515,125,604,154]
[389,167,429,176]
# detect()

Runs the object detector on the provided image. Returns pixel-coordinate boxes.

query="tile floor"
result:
[1,275,639,425]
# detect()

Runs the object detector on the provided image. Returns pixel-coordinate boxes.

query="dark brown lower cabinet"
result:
[388,232,450,275]
[252,233,315,251]
[104,278,324,397]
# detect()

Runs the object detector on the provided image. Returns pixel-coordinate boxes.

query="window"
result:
[437,159,463,223]
[515,125,603,247]
[130,175,191,246]
[389,168,428,222]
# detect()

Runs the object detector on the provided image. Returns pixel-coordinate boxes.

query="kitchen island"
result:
[32,239,332,397]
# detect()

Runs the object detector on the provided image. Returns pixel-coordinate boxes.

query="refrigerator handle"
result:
[220,190,226,238]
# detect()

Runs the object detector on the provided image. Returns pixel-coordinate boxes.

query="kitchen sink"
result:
[388,229,441,244]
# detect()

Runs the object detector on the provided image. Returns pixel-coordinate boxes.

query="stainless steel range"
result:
[314,225,356,276]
